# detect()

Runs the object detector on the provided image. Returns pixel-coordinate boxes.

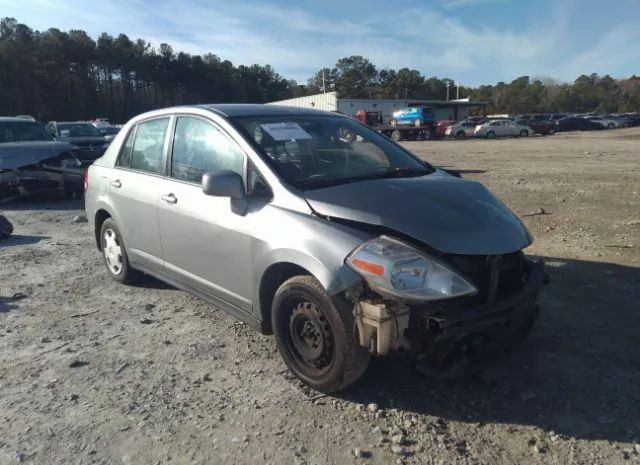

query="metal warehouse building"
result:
[269,92,487,123]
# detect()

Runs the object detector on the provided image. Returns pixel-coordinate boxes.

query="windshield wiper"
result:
[298,166,432,189]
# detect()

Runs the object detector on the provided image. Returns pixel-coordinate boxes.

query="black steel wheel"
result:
[272,276,369,392]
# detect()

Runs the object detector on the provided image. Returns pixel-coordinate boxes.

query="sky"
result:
[2,0,640,86]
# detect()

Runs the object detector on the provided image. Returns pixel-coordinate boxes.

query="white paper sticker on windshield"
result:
[260,122,312,141]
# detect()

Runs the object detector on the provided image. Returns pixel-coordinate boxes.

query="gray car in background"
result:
[84,104,545,392]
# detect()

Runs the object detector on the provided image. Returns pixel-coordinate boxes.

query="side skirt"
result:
[131,261,264,334]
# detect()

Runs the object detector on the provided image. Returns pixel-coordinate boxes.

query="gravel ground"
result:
[1,128,639,465]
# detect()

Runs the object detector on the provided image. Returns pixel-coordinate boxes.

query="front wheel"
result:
[389,119,397,127]
[414,119,423,127]
[272,276,370,393]
[486,131,496,139]
[455,130,466,139]
[519,129,529,137]
[391,129,402,141]
[607,123,615,129]
[100,218,140,284]
[547,127,555,135]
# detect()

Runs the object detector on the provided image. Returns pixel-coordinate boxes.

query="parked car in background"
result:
[445,121,478,138]
[97,126,120,142]
[389,106,435,127]
[603,114,635,128]
[474,119,533,138]
[85,104,545,393]
[1,117,84,200]
[46,121,110,164]
[515,119,556,135]
[583,116,618,129]
[434,119,455,137]
[555,117,604,132]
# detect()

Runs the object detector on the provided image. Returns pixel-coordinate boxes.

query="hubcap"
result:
[103,228,123,275]
[288,301,334,374]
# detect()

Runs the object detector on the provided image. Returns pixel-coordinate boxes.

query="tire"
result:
[455,130,465,139]
[547,127,555,135]
[486,131,496,139]
[272,275,370,393]
[391,129,402,141]
[607,123,615,129]
[414,119,423,127]
[99,218,141,284]
[389,119,397,127]
[519,129,529,137]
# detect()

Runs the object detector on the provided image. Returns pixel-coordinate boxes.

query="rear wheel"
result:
[607,123,615,129]
[272,276,370,393]
[100,218,140,284]
[391,129,402,141]
[519,129,529,137]
[414,119,423,127]
[547,127,555,135]
[389,118,397,127]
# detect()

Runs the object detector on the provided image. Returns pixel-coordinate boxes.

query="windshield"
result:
[232,115,432,189]
[0,121,52,143]
[100,127,120,135]
[58,123,102,137]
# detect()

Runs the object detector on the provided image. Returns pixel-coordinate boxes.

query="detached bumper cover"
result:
[407,258,546,377]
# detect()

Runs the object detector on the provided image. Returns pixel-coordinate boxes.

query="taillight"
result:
[83,168,89,193]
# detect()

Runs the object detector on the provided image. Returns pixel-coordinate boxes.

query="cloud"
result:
[1,0,639,86]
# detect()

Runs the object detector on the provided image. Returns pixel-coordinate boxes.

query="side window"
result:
[171,117,245,183]
[116,127,136,167]
[130,118,170,174]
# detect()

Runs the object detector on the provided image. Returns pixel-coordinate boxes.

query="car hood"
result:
[0,141,74,170]
[304,172,532,255]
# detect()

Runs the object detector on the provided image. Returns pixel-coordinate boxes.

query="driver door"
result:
[156,115,253,312]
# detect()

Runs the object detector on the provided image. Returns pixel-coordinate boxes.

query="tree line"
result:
[303,56,640,114]
[1,17,639,123]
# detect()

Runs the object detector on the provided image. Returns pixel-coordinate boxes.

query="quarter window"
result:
[116,127,136,167]
[171,117,244,183]
[129,118,170,174]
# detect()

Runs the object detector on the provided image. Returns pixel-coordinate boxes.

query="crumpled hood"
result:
[304,172,532,255]
[0,141,74,170]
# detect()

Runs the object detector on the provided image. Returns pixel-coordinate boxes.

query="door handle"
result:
[161,193,177,204]
[111,179,122,188]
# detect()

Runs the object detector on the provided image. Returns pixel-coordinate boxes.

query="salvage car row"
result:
[0,117,120,201]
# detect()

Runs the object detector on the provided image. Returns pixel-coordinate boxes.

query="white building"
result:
[269,92,487,123]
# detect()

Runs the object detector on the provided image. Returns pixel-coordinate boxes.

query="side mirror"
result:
[202,171,245,199]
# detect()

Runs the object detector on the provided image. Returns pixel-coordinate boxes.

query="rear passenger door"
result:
[108,117,171,270]
[156,115,253,312]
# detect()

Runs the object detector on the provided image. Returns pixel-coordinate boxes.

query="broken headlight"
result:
[346,236,477,301]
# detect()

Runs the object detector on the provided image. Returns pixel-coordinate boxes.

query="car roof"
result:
[195,104,337,118]
[0,117,38,122]
[53,121,93,124]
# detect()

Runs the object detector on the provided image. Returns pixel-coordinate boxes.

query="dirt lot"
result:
[1,128,639,465]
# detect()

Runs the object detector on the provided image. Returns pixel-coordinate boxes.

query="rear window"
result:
[0,121,52,143]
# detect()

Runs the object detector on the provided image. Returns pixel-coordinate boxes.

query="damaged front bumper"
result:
[355,257,546,377]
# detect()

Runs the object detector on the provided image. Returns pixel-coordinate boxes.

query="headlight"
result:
[346,236,477,301]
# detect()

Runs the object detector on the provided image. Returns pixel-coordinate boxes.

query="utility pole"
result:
[446,81,450,101]
[456,81,460,100]
[321,70,326,93]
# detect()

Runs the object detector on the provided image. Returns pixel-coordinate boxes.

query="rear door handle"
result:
[161,193,177,204]
[111,179,122,188]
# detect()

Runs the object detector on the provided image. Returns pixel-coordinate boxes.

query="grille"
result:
[446,251,525,304]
